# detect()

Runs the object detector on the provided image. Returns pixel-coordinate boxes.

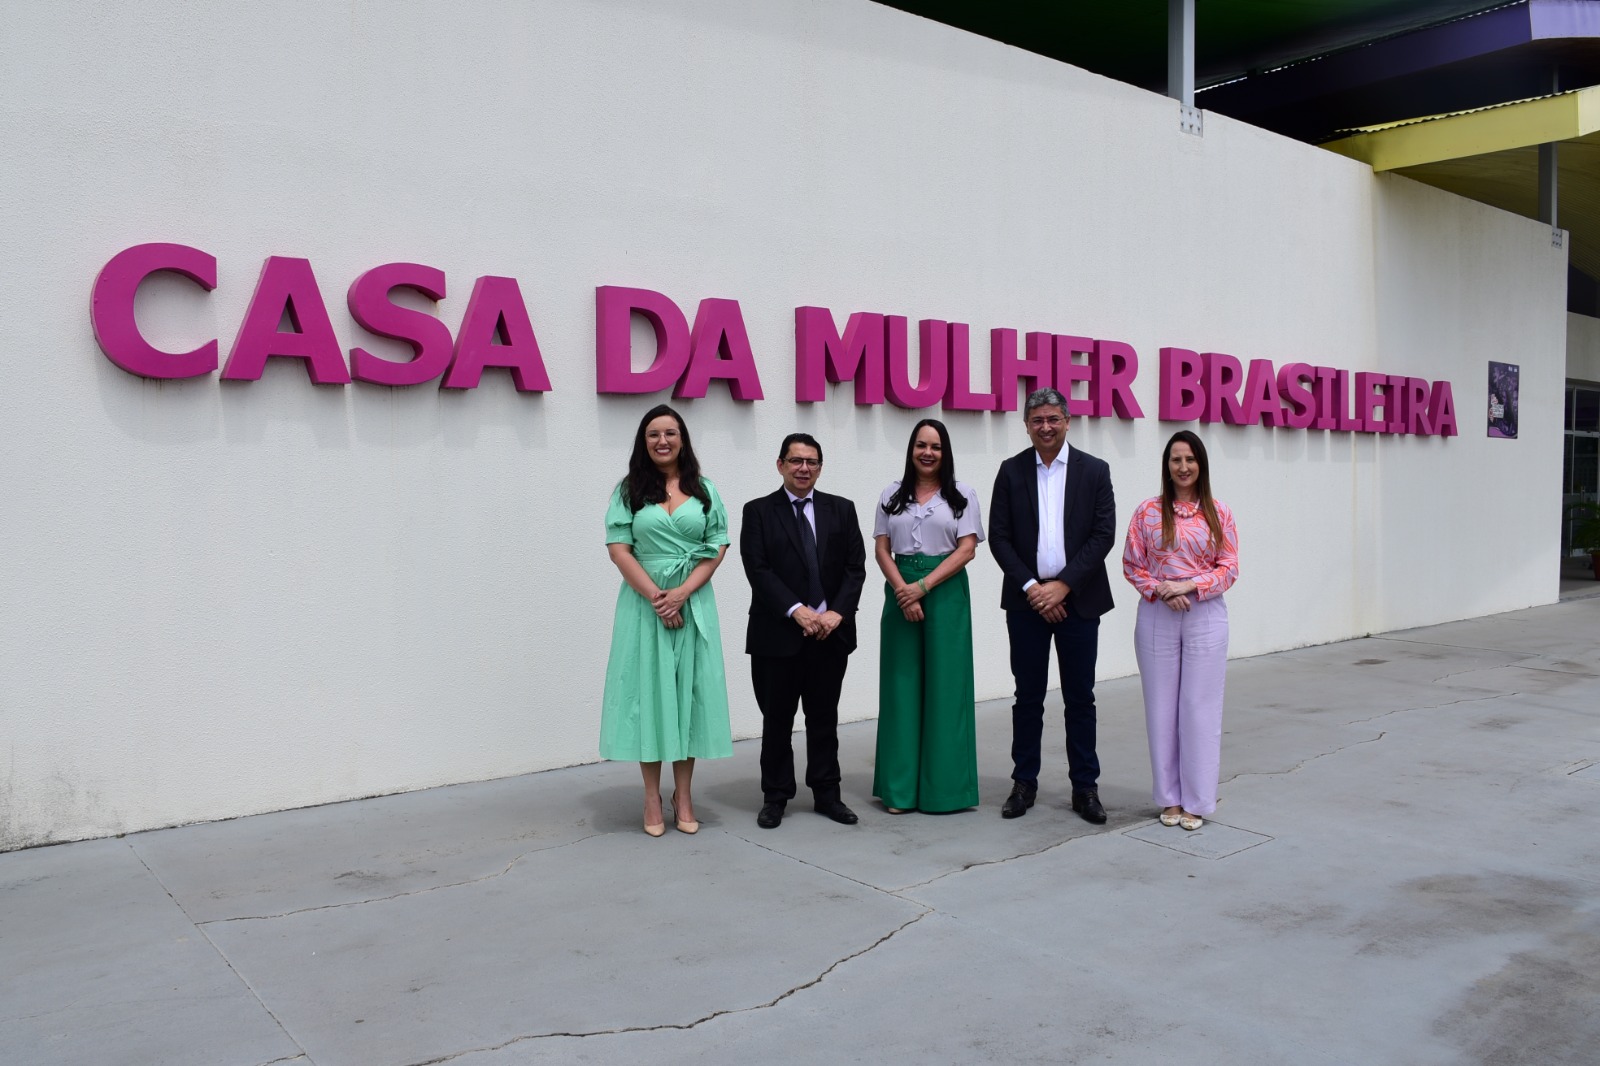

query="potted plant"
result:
[1567,501,1600,579]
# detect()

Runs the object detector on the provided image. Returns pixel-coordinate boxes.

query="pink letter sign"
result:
[348,263,454,387]
[1092,341,1144,419]
[222,257,351,384]
[990,331,1053,413]
[443,276,551,391]
[884,318,950,409]
[942,324,997,412]
[794,308,886,405]
[1054,335,1095,416]
[676,298,764,400]
[91,243,218,379]
[596,286,690,394]
[1158,348,1204,421]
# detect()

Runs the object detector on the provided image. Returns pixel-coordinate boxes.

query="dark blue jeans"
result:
[1006,607,1100,791]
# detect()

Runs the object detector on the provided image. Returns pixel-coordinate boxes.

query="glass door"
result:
[1564,384,1599,555]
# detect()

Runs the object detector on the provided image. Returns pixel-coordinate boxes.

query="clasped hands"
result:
[894,580,926,623]
[1153,578,1198,612]
[792,605,843,640]
[1026,579,1069,623]
[651,586,687,629]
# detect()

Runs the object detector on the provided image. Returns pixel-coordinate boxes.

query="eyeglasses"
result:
[783,457,822,468]
[1027,416,1065,429]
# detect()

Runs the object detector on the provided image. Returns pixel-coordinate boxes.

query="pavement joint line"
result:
[732,829,927,899]
[1428,658,1540,684]
[187,833,606,925]
[392,911,932,1064]
[1378,634,1567,656]
[126,841,313,1064]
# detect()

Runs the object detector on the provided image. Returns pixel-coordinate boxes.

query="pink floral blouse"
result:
[1122,497,1239,602]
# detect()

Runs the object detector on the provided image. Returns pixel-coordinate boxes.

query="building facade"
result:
[0,0,1569,849]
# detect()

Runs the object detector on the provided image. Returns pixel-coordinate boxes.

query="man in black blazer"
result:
[742,432,867,829]
[989,387,1117,824]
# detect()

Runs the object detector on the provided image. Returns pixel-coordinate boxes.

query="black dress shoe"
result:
[1071,789,1107,825]
[1001,782,1037,819]
[757,802,785,829]
[815,799,859,825]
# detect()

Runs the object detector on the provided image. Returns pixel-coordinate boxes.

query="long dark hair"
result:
[1160,430,1223,551]
[622,404,710,513]
[882,418,968,518]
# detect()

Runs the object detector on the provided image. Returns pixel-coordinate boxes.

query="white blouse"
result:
[872,480,986,555]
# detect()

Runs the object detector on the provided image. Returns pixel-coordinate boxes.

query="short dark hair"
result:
[1025,387,1067,414]
[778,432,823,463]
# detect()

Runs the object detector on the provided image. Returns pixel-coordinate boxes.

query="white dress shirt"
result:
[1029,442,1070,590]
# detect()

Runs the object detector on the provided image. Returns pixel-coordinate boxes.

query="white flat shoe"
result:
[1159,809,1182,827]
[1179,813,1203,831]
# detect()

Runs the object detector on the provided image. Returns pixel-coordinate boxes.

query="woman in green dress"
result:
[599,404,734,836]
[871,419,985,814]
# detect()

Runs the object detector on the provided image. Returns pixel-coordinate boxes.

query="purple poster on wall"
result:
[1488,361,1518,439]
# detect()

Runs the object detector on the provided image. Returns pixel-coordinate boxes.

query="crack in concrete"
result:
[891,833,1087,894]
[729,821,1103,904]
[190,832,605,925]
[1221,730,1388,784]
[396,911,932,1065]
[1347,691,1511,726]
[1428,658,1540,684]
[127,844,312,1065]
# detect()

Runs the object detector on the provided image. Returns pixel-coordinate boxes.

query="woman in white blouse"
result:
[871,419,985,813]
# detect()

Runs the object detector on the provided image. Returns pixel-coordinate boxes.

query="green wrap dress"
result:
[598,480,735,763]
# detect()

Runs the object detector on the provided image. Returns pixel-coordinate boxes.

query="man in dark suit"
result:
[989,387,1117,824]
[742,432,867,829]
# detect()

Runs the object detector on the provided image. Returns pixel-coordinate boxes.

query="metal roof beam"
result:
[1322,84,1600,170]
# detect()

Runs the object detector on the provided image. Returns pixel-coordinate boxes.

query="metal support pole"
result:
[1538,142,1558,226]
[1541,66,1561,244]
[1168,0,1194,108]
[1539,141,1559,228]
[1168,0,1201,134]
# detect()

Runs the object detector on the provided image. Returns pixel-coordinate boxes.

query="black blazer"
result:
[741,488,867,657]
[989,445,1117,619]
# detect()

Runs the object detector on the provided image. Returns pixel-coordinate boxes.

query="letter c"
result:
[91,243,218,378]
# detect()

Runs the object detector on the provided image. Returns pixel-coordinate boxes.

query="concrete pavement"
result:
[3,595,1598,1065]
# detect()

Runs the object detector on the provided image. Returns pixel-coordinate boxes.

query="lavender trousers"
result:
[1133,594,1228,816]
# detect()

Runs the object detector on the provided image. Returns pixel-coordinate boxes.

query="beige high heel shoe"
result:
[644,794,666,837]
[671,792,699,834]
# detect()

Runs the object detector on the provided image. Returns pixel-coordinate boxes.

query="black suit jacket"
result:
[989,445,1117,619]
[741,488,867,657]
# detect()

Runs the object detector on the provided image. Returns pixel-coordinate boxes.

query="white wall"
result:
[1570,313,1600,382]
[0,0,1567,848]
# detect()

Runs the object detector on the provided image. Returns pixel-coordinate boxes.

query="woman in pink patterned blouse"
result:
[1121,430,1239,831]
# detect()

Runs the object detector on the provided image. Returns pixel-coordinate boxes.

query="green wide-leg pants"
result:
[873,553,979,812]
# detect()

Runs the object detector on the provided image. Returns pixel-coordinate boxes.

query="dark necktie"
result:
[793,498,825,608]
